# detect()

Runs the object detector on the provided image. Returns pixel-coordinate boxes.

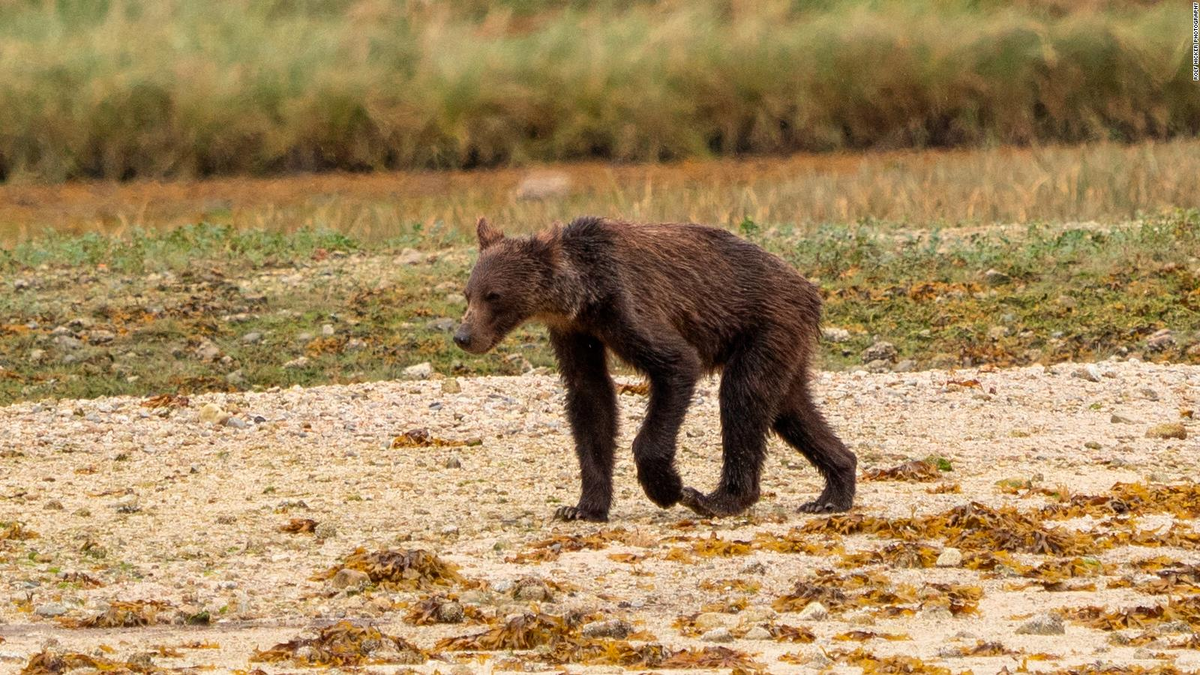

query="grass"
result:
[0,0,1196,182]
[2,139,1199,246]
[1,209,1197,406]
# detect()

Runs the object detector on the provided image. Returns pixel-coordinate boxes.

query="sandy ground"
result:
[1,360,1198,673]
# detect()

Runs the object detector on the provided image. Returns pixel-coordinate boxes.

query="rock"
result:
[198,403,230,425]
[1056,295,1078,309]
[865,359,891,374]
[1110,414,1132,424]
[700,627,734,643]
[740,562,767,575]
[34,603,68,618]
[797,601,829,621]
[1139,388,1160,401]
[582,619,633,639]
[1187,344,1200,358]
[398,248,425,265]
[515,172,571,201]
[43,500,64,511]
[345,338,367,351]
[296,332,314,343]
[983,269,1011,286]
[53,335,82,350]
[743,626,773,640]
[13,278,31,290]
[1084,441,1102,449]
[987,325,1010,340]
[29,348,46,363]
[428,318,456,333]
[893,359,918,373]
[194,340,221,362]
[441,378,462,394]
[822,327,851,343]
[1146,423,1187,440]
[224,416,248,429]
[1072,364,1103,382]
[226,370,246,387]
[862,341,897,364]
[444,456,462,469]
[283,356,310,369]
[513,578,552,602]
[694,612,728,631]
[1146,328,1175,352]
[331,568,370,589]
[740,606,776,623]
[1016,613,1065,635]
[321,323,335,337]
[314,522,337,540]
[936,547,963,567]
[242,332,262,344]
[436,600,465,624]
[403,362,433,380]
[88,329,115,344]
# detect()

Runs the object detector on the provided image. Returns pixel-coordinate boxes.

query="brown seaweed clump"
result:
[252,620,424,667]
[314,547,468,590]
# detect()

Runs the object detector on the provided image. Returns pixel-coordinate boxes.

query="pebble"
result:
[822,327,851,343]
[936,547,963,567]
[1146,423,1187,440]
[436,600,465,623]
[513,578,552,602]
[700,627,734,643]
[582,619,633,639]
[862,341,897,364]
[224,416,248,429]
[242,332,262,344]
[441,378,462,394]
[314,522,337,540]
[321,323,335,337]
[694,612,728,631]
[1016,613,1065,635]
[34,603,68,618]
[1073,364,1103,382]
[404,362,434,379]
[330,568,369,589]
[444,456,462,469]
[283,357,310,369]
[743,626,773,640]
[1110,414,1132,424]
[1145,328,1175,351]
[198,403,229,425]
[983,268,1012,286]
[797,601,829,621]
[397,248,425,265]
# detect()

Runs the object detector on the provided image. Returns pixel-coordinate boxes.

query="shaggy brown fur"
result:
[455,216,855,521]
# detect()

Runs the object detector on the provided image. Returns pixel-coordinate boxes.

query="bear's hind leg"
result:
[773,376,856,513]
[680,338,790,518]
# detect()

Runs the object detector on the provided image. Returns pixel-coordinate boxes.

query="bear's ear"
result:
[534,221,563,265]
[476,217,504,250]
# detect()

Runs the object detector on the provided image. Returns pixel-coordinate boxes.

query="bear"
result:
[453,215,856,521]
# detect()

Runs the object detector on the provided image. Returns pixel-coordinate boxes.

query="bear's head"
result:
[454,217,562,354]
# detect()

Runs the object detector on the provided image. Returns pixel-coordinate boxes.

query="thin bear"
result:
[454,216,856,521]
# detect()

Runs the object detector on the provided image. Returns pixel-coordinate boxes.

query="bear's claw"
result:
[553,505,608,522]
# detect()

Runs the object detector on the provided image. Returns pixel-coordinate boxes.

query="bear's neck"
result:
[537,253,588,326]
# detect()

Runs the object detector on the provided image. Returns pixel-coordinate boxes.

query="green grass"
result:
[0,0,1195,182]
[1,210,1198,406]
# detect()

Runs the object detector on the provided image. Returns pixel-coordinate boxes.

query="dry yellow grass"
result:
[2,140,1197,246]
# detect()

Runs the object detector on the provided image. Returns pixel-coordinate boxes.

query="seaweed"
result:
[314,548,468,590]
[252,620,424,667]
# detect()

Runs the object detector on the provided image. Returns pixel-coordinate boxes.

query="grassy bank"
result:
[3,140,1199,246]
[0,0,1195,182]
[1,210,1198,405]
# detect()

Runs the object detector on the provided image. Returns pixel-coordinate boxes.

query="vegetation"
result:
[1,208,1197,405]
[0,0,1195,182]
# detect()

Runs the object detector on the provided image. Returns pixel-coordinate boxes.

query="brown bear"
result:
[454,216,855,521]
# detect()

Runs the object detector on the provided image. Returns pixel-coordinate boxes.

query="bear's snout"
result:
[452,330,471,349]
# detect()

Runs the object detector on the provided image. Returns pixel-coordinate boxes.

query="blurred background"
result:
[0,0,1198,401]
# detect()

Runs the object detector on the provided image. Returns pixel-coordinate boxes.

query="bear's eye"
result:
[484,291,501,302]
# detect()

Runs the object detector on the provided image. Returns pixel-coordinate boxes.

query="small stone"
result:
[224,416,248,429]
[1110,414,1132,424]
[1016,613,1065,635]
[1056,295,1078,309]
[296,332,314,343]
[983,269,1011,286]
[54,335,82,350]
[321,323,335,337]
[582,619,633,639]
[1146,328,1175,352]
[403,362,433,379]
[198,403,229,425]
[194,340,221,362]
[1139,388,1160,401]
[743,626,772,640]
[700,627,734,643]
[893,359,918,373]
[226,370,246,387]
[87,329,115,344]
[436,600,465,624]
[862,341,897,364]
[43,500,64,511]
[1084,441,1102,449]
[314,522,337,540]
[13,278,30,290]
[865,359,891,373]
[1146,423,1187,440]
[428,318,456,333]
[694,612,728,631]
[345,338,367,351]
[822,327,851,343]
[331,568,370,589]
[797,601,829,621]
[513,578,552,602]
[740,606,776,623]
[283,356,310,369]
[34,603,68,618]
[242,332,262,344]
[987,325,1010,340]
[441,378,462,394]
[1072,364,1103,382]
[444,456,462,469]
[398,248,425,265]
[936,547,963,567]
[29,348,46,363]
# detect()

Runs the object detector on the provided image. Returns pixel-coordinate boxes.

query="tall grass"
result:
[0,0,1194,182]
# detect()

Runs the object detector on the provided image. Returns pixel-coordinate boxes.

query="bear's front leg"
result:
[631,370,697,508]
[550,331,618,522]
